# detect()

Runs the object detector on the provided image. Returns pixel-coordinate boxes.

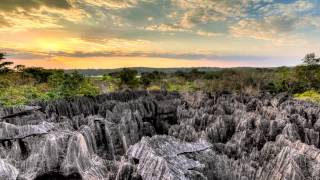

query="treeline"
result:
[1,52,320,106]
[64,67,221,76]
[0,53,98,106]
[104,53,320,95]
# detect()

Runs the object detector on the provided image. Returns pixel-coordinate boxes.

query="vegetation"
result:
[0,60,99,106]
[118,68,140,89]
[294,90,320,103]
[0,53,13,74]
[47,71,99,98]
[1,52,320,106]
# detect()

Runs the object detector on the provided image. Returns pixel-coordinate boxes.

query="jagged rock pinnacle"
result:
[1,91,320,180]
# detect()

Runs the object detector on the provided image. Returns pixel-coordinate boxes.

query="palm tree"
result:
[0,53,13,73]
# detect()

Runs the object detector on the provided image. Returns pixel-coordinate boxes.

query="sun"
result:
[36,39,66,52]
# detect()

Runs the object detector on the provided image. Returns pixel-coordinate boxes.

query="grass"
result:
[147,85,161,91]
[167,81,198,92]
[0,84,50,106]
[294,90,320,103]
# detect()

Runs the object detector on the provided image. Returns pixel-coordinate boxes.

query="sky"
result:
[0,0,320,69]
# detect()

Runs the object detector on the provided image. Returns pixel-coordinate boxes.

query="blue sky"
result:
[0,0,319,68]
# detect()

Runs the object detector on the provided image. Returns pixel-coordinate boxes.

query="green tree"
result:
[48,70,65,87]
[292,53,320,92]
[140,72,158,88]
[118,68,139,89]
[48,71,99,98]
[59,71,84,97]
[77,78,99,96]
[22,67,56,83]
[294,65,320,91]
[188,68,205,80]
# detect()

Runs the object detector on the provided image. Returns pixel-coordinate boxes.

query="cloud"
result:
[144,23,221,37]
[0,31,158,57]
[0,0,88,30]
[82,0,139,9]
[258,0,314,16]
[300,16,320,29]
[0,15,10,27]
[172,0,316,31]
[0,0,319,67]
[180,10,206,28]
[2,49,53,60]
[5,46,276,62]
[0,0,138,31]
[173,0,249,27]
[0,0,72,12]
[230,15,305,43]
[145,23,187,32]
[195,30,221,37]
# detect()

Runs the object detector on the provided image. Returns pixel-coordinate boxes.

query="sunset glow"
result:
[1,0,320,68]
[11,56,253,69]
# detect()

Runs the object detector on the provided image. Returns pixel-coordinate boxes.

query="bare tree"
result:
[302,53,320,65]
[0,53,13,73]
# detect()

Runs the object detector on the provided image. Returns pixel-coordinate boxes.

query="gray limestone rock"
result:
[1,91,320,179]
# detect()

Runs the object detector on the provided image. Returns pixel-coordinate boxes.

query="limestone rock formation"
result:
[127,135,211,180]
[1,91,320,179]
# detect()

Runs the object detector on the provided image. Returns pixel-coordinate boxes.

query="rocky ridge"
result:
[0,91,320,180]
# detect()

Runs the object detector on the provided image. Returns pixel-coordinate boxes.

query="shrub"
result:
[23,67,58,83]
[0,85,50,106]
[48,71,99,98]
[118,68,139,89]
[294,90,320,103]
